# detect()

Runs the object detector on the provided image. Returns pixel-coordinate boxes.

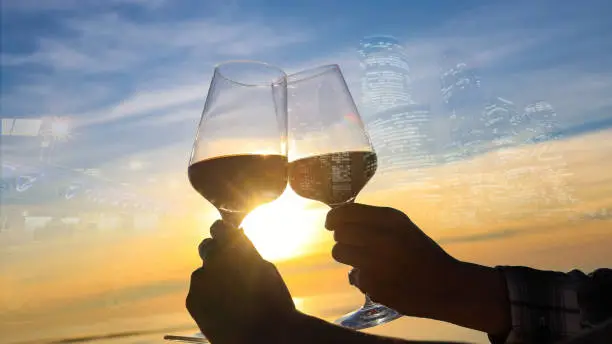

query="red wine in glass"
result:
[189,154,287,226]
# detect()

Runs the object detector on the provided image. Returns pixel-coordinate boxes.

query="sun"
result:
[241,188,323,262]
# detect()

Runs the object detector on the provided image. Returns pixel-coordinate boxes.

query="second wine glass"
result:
[286,65,402,330]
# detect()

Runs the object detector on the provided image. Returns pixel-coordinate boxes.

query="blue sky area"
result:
[1,0,612,175]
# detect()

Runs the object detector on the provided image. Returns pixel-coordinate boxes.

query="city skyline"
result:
[358,35,437,190]
[0,34,594,236]
[353,34,580,230]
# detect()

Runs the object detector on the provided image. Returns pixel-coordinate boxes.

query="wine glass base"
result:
[334,303,402,330]
[164,332,209,343]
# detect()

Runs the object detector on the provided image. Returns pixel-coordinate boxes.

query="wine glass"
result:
[164,61,288,343]
[286,65,402,329]
[188,60,288,227]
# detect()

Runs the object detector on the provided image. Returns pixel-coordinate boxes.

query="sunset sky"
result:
[2,1,612,343]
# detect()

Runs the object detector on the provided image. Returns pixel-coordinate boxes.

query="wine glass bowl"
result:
[287,65,377,208]
[286,65,402,329]
[188,60,288,227]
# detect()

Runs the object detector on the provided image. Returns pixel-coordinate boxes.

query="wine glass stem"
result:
[220,211,246,229]
[363,294,376,307]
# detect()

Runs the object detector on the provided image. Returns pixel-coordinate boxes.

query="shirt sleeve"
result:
[488,267,612,344]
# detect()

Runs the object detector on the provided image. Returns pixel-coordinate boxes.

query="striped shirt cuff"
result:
[488,266,583,344]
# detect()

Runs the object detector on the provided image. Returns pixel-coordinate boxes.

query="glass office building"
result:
[359,35,414,117]
[358,35,436,190]
[523,101,560,142]
[439,51,487,162]
[482,97,521,149]
[366,104,436,189]
[368,104,431,170]
[440,52,483,110]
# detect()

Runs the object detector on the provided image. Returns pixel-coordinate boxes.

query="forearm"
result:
[420,260,512,337]
[274,311,468,344]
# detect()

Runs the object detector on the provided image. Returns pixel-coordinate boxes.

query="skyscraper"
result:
[358,35,435,190]
[359,35,414,117]
[368,104,432,170]
[482,97,521,149]
[523,101,560,142]
[440,50,483,110]
[439,51,486,161]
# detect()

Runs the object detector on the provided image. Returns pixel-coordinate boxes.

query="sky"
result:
[1,0,612,343]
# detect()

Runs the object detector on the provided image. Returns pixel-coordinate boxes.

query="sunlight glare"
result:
[242,188,322,262]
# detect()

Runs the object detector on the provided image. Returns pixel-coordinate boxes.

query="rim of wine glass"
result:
[287,64,341,84]
[214,60,287,87]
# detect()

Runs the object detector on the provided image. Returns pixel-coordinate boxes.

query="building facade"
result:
[439,51,487,162]
[358,35,414,117]
[358,36,437,190]
[523,101,560,143]
[482,96,521,150]
[367,104,433,174]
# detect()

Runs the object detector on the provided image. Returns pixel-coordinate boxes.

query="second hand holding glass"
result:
[286,65,402,330]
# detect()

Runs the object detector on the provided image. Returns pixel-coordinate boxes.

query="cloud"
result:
[1,0,168,11]
[578,208,612,221]
[76,82,208,127]
[1,12,311,74]
[1,8,312,130]
[438,229,521,244]
[0,77,118,116]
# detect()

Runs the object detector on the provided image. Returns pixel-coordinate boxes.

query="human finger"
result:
[333,225,405,252]
[325,203,407,229]
[203,230,264,278]
[351,269,397,304]
[331,243,391,272]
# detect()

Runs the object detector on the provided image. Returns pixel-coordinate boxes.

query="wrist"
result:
[264,310,306,344]
[451,260,511,336]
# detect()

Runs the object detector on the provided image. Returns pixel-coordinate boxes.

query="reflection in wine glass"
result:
[286,65,402,330]
[165,60,288,343]
[164,333,208,343]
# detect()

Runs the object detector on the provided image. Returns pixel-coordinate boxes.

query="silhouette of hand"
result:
[186,220,296,344]
[326,203,460,318]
